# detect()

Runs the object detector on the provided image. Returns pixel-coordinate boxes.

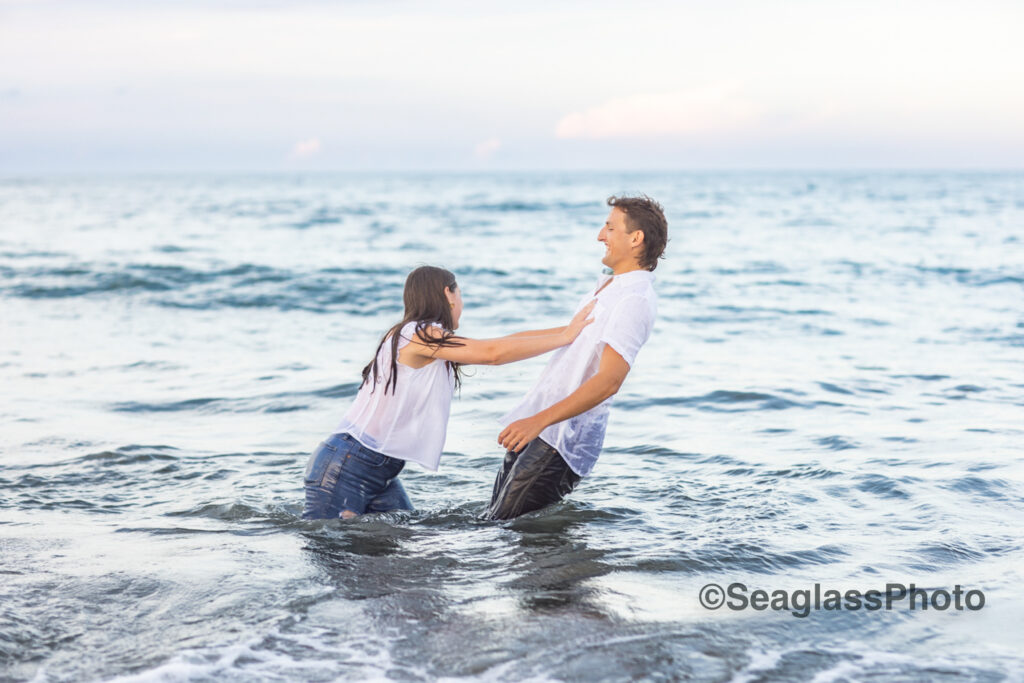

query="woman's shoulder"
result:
[398,320,446,346]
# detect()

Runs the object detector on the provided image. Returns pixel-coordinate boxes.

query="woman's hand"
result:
[561,299,597,344]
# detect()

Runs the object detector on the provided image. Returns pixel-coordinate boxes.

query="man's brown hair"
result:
[607,194,668,271]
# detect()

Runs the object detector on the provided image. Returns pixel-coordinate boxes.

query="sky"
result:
[1,0,1023,172]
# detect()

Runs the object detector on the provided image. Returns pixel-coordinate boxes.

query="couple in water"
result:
[302,195,668,521]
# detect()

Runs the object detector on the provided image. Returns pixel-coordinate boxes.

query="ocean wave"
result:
[165,501,282,522]
[816,435,860,451]
[79,447,180,465]
[817,382,854,395]
[682,542,850,573]
[910,264,1024,287]
[944,475,1014,501]
[617,390,809,412]
[1,262,409,313]
[110,382,358,414]
[771,466,842,479]
[730,645,1014,683]
[463,199,596,213]
[854,473,910,497]
[913,540,988,566]
[5,263,276,296]
[780,216,840,227]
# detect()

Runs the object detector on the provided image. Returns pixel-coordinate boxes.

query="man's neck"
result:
[611,262,645,276]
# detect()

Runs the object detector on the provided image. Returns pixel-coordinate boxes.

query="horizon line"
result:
[3,167,1024,179]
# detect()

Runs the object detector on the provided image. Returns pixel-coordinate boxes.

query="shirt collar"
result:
[594,268,654,296]
[612,269,654,286]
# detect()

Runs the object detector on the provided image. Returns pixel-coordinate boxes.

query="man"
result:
[487,194,668,520]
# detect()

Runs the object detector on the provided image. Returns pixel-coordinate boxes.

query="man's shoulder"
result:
[606,291,657,331]
[617,272,656,296]
[613,281,657,310]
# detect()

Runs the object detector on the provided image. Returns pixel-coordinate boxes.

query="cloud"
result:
[473,137,502,160]
[555,84,760,140]
[288,137,322,160]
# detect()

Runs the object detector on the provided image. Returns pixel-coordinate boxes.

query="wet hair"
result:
[361,265,464,393]
[607,194,669,271]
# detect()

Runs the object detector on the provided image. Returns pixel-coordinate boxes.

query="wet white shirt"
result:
[334,321,455,471]
[499,269,657,476]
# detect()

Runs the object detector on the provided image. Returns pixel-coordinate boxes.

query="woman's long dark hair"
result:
[361,266,465,394]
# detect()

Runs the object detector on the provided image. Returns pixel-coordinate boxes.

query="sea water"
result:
[1,172,1022,681]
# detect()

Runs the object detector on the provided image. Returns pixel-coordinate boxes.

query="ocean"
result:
[1,171,1022,681]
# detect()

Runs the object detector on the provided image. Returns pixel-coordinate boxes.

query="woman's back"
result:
[335,321,455,471]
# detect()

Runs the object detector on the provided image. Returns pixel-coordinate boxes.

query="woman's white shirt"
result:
[333,321,455,471]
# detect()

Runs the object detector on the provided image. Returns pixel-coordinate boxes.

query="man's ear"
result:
[631,230,645,247]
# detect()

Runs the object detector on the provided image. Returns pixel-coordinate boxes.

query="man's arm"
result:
[497,343,630,453]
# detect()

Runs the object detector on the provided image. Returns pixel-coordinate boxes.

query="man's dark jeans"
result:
[486,437,581,520]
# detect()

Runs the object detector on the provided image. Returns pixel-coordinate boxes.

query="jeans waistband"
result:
[535,437,558,455]
[332,431,388,458]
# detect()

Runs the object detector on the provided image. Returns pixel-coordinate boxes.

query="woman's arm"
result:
[406,300,595,366]
[504,326,566,339]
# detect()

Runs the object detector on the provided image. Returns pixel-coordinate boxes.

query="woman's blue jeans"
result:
[302,432,413,519]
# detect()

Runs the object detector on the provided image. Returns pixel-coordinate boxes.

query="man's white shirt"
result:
[499,269,657,476]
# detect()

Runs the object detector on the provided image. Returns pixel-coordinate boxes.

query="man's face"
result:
[597,207,638,272]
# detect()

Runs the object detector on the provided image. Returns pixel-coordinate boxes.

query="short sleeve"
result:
[396,322,416,350]
[398,321,445,350]
[599,295,655,367]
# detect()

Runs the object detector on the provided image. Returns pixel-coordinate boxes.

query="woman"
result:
[302,265,595,520]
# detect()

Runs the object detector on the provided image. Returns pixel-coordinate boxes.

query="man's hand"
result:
[497,344,631,454]
[498,414,548,453]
